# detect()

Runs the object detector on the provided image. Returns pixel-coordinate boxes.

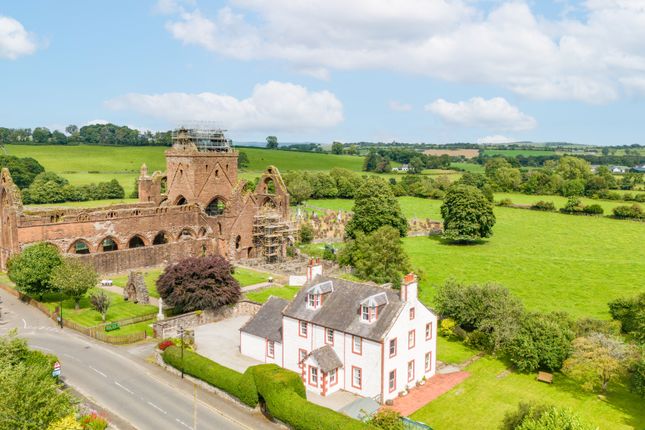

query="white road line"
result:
[147,401,167,414]
[175,418,191,429]
[89,366,107,378]
[114,381,134,395]
[33,345,54,352]
[63,353,80,362]
[22,318,27,328]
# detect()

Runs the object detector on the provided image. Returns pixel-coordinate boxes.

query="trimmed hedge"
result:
[162,346,258,407]
[162,348,374,430]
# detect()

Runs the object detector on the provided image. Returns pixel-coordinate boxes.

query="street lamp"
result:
[180,326,185,379]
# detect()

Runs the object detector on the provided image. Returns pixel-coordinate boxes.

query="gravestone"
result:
[123,271,149,304]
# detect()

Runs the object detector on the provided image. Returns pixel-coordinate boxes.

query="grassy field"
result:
[306,196,645,319]
[245,285,301,303]
[482,149,556,157]
[496,192,640,213]
[436,337,478,365]
[411,355,645,430]
[450,162,485,173]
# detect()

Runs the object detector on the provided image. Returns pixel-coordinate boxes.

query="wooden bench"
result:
[537,371,553,384]
[104,322,120,332]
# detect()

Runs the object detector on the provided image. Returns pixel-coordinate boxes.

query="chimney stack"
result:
[306,258,323,281]
[400,273,418,303]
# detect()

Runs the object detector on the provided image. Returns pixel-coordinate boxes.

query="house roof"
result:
[307,280,333,295]
[361,292,388,307]
[306,345,343,373]
[282,276,404,342]
[240,296,289,343]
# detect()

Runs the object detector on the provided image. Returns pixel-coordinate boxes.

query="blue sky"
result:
[1,0,645,145]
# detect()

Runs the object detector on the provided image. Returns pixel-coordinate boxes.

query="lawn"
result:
[245,285,301,303]
[234,267,273,287]
[436,336,478,365]
[306,197,645,319]
[104,319,155,337]
[411,355,645,430]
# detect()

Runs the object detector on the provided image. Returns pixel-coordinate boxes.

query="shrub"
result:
[158,340,173,351]
[635,193,645,203]
[498,198,513,207]
[623,192,634,201]
[582,204,603,215]
[502,402,596,430]
[299,223,314,244]
[322,243,337,261]
[439,318,457,337]
[366,409,404,430]
[530,201,555,211]
[162,346,258,407]
[629,357,645,397]
[80,412,108,430]
[612,204,644,220]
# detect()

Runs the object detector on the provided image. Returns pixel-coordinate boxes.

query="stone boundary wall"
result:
[73,238,213,274]
[153,300,261,339]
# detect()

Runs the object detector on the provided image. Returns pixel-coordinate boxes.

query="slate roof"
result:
[360,292,388,307]
[240,296,289,343]
[306,345,343,373]
[307,280,334,294]
[282,276,404,342]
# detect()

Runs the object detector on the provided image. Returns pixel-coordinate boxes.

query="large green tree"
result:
[440,185,496,243]
[338,225,411,288]
[266,136,279,149]
[331,141,344,155]
[345,177,407,238]
[51,259,98,310]
[7,243,63,298]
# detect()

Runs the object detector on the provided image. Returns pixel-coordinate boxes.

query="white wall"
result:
[240,332,282,365]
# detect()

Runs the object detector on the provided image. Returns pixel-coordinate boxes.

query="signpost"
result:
[52,361,61,378]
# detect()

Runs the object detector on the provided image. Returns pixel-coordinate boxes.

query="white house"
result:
[240,272,438,403]
[391,164,410,172]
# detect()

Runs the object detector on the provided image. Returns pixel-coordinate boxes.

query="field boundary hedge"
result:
[161,346,374,430]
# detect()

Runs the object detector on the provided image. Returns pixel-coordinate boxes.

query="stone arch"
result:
[160,176,168,194]
[261,196,276,208]
[175,195,187,206]
[205,196,226,216]
[235,235,241,250]
[198,227,208,237]
[99,236,119,252]
[68,239,91,255]
[263,177,276,194]
[153,231,169,245]
[128,234,147,248]
[178,228,196,240]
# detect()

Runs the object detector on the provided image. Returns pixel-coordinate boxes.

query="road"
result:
[0,288,277,430]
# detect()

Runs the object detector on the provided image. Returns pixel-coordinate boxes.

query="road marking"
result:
[175,418,191,429]
[89,366,107,378]
[114,381,134,395]
[33,345,54,352]
[63,353,81,363]
[147,401,167,414]
[22,318,27,328]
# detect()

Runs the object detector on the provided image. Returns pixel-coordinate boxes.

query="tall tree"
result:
[7,243,63,298]
[266,136,279,149]
[65,124,78,135]
[409,156,425,174]
[331,141,344,155]
[51,259,98,310]
[89,291,111,322]
[345,176,407,238]
[441,185,496,243]
[156,256,241,313]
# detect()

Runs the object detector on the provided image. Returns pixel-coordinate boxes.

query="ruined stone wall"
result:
[73,238,214,274]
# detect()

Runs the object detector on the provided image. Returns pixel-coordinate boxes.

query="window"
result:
[426,322,433,340]
[408,360,415,382]
[361,305,369,321]
[389,338,397,357]
[326,328,334,345]
[307,294,320,309]
[309,366,318,387]
[352,336,362,355]
[408,330,416,349]
[389,370,397,393]
[329,369,337,386]
[298,349,307,365]
[425,352,432,372]
[410,307,415,320]
[299,321,308,337]
[352,367,362,389]
[267,340,275,358]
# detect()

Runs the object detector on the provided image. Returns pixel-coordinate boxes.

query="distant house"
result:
[633,165,645,173]
[240,269,438,402]
[391,164,409,172]
[610,165,629,174]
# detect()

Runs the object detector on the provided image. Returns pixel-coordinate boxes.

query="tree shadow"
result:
[427,235,488,246]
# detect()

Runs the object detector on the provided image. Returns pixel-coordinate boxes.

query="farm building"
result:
[0,126,294,273]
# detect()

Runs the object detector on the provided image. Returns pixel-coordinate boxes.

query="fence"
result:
[401,417,433,430]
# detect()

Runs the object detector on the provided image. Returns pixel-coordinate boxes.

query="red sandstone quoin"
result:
[0,126,293,273]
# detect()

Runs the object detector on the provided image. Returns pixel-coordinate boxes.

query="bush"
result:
[629,357,645,397]
[582,204,603,215]
[635,193,645,203]
[530,201,555,211]
[498,198,513,207]
[612,204,644,220]
[366,409,404,429]
[322,243,337,261]
[299,223,314,244]
[502,402,596,430]
[158,340,173,351]
[80,412,108,430]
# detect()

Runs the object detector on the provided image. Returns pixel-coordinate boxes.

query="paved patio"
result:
[194,315,262,373]
[385,371,470,416]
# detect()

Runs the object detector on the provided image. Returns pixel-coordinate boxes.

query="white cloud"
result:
[85,119,110,126]
[389,101,413,112]
[105,81,343,132]
[0,15,38,59]
[476,135,516,144]
[426,97,537,131]
[160,1,645,103]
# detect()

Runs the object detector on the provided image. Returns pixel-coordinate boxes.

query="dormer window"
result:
[306,280,333,310]
[307,293,321,309]
[360,292,388,324]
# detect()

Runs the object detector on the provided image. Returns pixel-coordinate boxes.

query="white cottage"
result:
[240,273,438,403]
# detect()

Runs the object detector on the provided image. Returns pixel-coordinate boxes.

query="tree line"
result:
[0,124,171,146]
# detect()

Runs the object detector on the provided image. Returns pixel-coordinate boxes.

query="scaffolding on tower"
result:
[253,208,296,263]
[172,121,233,152]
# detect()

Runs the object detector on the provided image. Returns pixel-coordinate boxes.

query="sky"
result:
[1,0,645,145]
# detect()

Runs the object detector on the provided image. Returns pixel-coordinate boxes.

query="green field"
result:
[306,197,645,319]
[411,355,644,430]
[482,149,556,157]
[495,192,639,213]
[450,162,485,173]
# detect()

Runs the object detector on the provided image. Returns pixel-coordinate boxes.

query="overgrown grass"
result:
[245,286,300,303]
[411,355,645,430]
[307,197,645,319]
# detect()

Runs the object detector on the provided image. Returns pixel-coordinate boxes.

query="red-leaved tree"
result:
[156,256,241,313]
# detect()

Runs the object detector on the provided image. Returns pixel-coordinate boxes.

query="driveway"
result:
[194,315,262,373]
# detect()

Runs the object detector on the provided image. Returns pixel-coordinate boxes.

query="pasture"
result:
[482,148,556,157]
[306,196,645,319]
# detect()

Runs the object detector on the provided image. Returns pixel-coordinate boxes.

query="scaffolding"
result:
[172,121,232,152]
[253,210,296,263]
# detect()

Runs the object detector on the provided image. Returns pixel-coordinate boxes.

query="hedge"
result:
[162,346,258,407]
[162,348,374,430]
